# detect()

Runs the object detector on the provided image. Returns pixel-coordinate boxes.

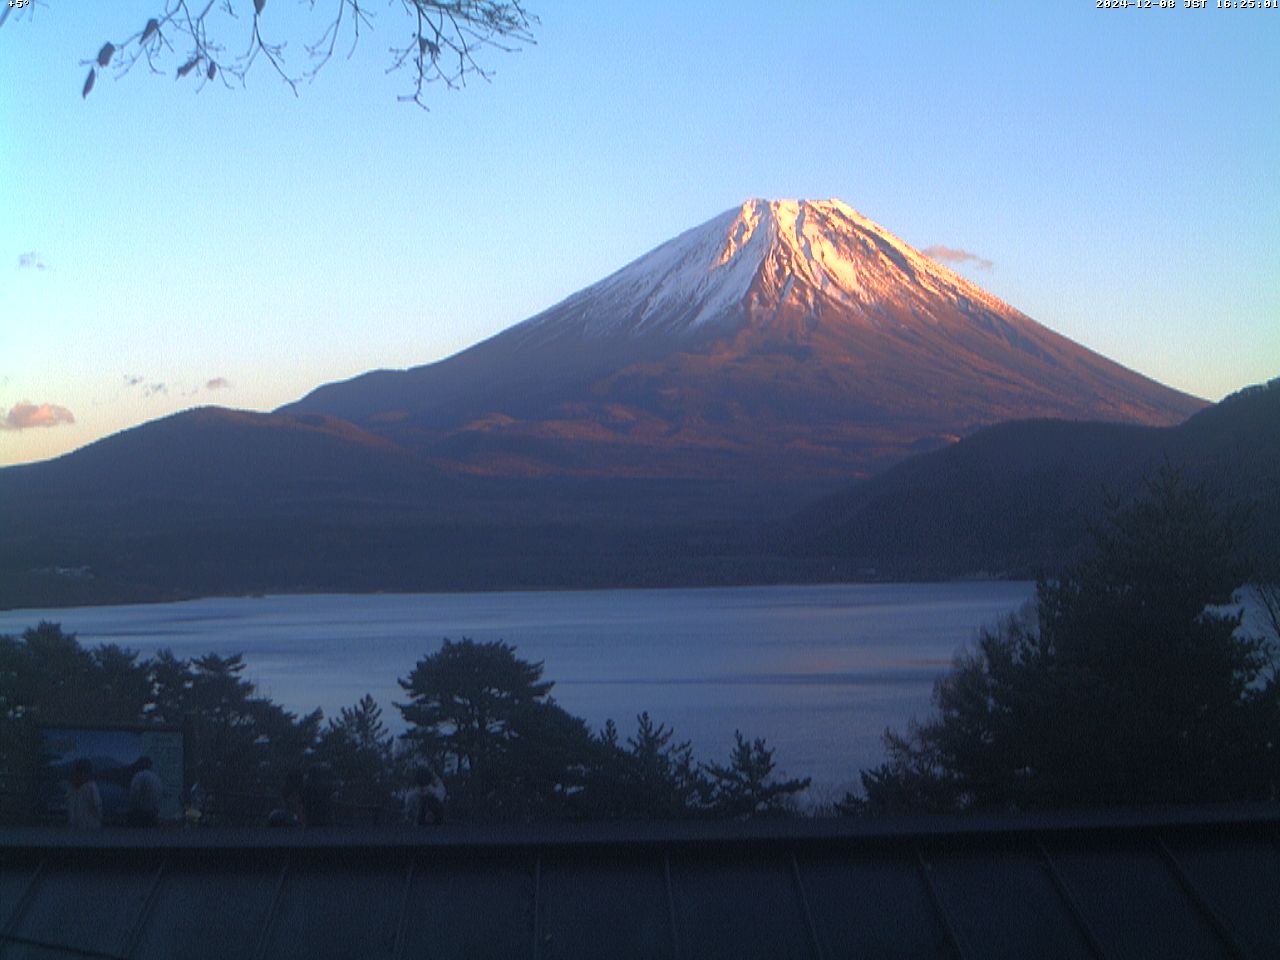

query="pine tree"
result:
[705,732,810,819]
[856,468,1278,812]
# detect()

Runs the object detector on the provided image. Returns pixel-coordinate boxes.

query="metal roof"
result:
[2,804,1278,959]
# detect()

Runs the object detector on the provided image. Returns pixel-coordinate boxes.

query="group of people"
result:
[268,767,334,828]
[268,764,447,828]
[65,755,163,830]
[67,756,447,829]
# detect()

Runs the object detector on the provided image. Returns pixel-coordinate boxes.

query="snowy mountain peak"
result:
[287,198,1207,480]
[516,198,1016,342]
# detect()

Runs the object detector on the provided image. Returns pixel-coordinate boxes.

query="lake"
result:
[0,582,1036,799]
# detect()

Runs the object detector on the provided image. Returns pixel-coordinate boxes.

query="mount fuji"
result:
[0,199,1223,606]
[285,199,1203,480]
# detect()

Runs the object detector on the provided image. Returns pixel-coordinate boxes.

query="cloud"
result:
[17,252,48,271]
[1,401,76,431]
[205,377,231,391]
[923,245,993,270]
[122,375,167,397]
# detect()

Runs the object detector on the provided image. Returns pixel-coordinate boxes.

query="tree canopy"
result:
[3,627,811,825]
[704,731,811,819]
[584,713,709,820]
[396,638,663,821]
[0,624,325,822]
[396,638,811,821]
[856,468,1279,814]
[397,637,553,773]
[313,693,397,810]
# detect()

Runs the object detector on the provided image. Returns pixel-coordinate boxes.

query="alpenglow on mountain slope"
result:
[285,199,1204,480]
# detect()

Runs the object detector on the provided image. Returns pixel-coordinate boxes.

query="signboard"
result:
[39,725,185,823]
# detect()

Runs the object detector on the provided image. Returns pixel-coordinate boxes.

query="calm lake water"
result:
[0,582,1035,798]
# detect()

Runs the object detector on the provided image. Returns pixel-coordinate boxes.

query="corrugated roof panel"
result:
[1047,841,1231,960]
[3,806,1278,959]
[669,852,814,960]
[261,860,406,960]
[1165,836,1280,959]
[539,851,674,960]
[397,854,536,960]
[0,862,40,930]
[0,939,70,960]
[798,851,952,960]
[129,862,281,960]
[922,846,1095,960]
[6,858,160,959]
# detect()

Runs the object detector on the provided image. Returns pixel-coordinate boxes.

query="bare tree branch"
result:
[40,1,536,106]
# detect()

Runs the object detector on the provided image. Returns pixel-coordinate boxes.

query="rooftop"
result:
[2,804,1278,959]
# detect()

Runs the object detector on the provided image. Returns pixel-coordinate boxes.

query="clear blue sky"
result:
[3,1,1277,466]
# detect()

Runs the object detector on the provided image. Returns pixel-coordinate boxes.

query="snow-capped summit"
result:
[285,200,1205,481]
[515,198,1013,342]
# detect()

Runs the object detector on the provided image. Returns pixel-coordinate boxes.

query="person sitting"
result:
[127,756,164,827]
[404,766,446,826]
[268,769,305,827]
[67,759,102,830]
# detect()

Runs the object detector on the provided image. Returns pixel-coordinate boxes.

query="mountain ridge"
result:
[789,378,1280,579]
[1,381,1272,610]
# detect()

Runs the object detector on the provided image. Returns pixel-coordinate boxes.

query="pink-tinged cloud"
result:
[1,401,76,431]
[206,377,231,391]
[924,245,993,270]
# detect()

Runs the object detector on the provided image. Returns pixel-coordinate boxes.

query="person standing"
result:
[67,758,102,830]
[127,756,163,827]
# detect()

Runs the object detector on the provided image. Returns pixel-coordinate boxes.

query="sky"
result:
[2,1,1277,467]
